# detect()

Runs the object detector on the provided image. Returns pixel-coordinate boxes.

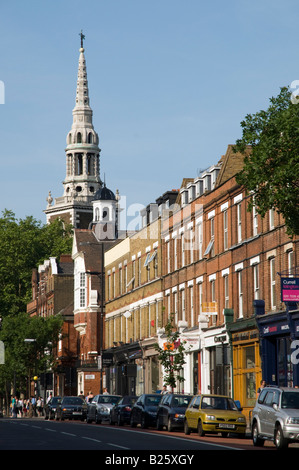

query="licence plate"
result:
[73,411,82,415]
[218,423,235,429]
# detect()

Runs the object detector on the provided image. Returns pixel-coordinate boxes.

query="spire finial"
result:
[79,30,85,49]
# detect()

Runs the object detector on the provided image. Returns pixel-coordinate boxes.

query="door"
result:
[263,390,280,437]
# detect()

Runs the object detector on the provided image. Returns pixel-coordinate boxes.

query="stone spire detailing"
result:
[64,34,102,198]
[44,34,103,229]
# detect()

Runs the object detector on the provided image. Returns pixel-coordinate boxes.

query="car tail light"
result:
[124,407,131,412]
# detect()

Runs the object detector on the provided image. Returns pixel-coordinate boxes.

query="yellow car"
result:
[184,394,247,438]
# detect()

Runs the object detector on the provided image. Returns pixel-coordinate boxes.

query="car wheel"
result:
[156,414,163,431]
[86,414,92,424]
[95,412,102,424]
[252,422,264,447]
[130,414,136,428]
[167,417,173,432]
[109,415,115,425]
[275,424,289,449]
[117,414,123,426]
[184,419,191,435]
[197,420,205,437]
[141,414,147,429]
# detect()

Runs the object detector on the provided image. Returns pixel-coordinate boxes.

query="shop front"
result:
[104,342,143,396]
[227,317,261,421]
[255,304,299,388]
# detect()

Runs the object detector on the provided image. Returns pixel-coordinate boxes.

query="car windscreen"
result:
[172,396,192,408]
[62,397,84,405]
[51,398,61,405]
[98,396,120,404]
[201,396,238,411]
[145,396,161,406]
[281,392,299,409]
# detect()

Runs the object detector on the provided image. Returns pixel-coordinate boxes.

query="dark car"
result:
[130,394,162,429]
[55,396,87,421]
[44,396,62,420]
[86,394,122,424]
[156,394,192,431]
[109,395,138,426]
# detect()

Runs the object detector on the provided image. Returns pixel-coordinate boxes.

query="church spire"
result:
[45,34,102,229]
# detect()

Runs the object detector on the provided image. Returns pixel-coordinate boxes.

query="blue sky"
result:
[0,0,298,223]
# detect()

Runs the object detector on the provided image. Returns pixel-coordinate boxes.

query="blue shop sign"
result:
[262,322,290,336]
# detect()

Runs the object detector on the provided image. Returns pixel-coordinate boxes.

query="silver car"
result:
[86,394,121,424]
[251,386,299,449]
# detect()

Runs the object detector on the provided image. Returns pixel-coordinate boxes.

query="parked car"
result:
[251,386,299,449]
[55,396,87,421]
[130,394,162,429]
[156,394,192,431]
[44,396,62,420]
[86,394,121,424]
[109,395,138,426]
[184,394,246,438]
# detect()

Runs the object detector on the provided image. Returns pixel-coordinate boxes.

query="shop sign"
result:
[281,277,299,302]
[202,302,218,315]
[262,323,290,336]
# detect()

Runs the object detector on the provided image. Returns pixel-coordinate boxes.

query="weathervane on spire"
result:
[79,30,85,48]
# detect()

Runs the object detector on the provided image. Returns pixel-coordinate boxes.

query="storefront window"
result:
[277,337,293,387]
[136,363,144,396]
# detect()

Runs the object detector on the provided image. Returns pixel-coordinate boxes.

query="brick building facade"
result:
[27,255,78,397]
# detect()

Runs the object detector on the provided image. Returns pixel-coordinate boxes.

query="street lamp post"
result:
[24,339,37,399]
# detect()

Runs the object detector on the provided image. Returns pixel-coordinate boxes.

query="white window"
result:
[237,204,242,243]
[189,229,194,264]
[76,272,86,309]
[224,275,229,308]
[204,217,215,257]
[124,264,128,292]
[119,267,122,295]
[238,271,243,318]
[253,204,258,236]
[174,291,178,324]
[288,250,294,277]
[269,209,275,230]
[181,289,186,322]
[197,222,203,260]
[167,241,170,273]
[270,258,276,309]
[181,233,185,267]
[190,286,194,326]
[198,282,203,315]
[223,210,228,250]
[253,264,259,300]
[174,237,178,271]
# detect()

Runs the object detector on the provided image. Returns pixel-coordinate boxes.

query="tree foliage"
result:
[0,313,63,399]
[0,210,73,317]
[234,87,299,236]
[154,313,188,390]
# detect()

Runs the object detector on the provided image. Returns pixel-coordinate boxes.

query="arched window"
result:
[103,207,109,221]
[88,132,93,143]
[77,132,82,143]
[77,154,83,175]
[95,207,100,221]
[68,133,72,144]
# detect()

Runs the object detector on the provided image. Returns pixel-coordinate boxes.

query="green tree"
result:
[234,86,299,236]
[154,313,188,390]
[0,210,73,317]
[0,313,63,410]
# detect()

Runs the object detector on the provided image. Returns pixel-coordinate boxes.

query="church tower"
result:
[45,32,102,228]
